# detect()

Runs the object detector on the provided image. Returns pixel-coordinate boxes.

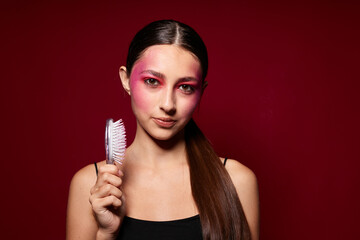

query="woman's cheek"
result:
[182,93,202,115]
[130,80,151,112]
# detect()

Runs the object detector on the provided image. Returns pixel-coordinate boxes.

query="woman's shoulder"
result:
[67,162,106,239]
[70,161,105,190]
[220,157,258,193]
[219,158,260,239]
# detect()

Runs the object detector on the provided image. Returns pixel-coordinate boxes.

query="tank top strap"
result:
[223,157,228,166]
[94,162,98,176]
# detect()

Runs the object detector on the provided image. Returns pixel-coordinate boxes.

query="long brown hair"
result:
[185,119,251,239]
[126,19,251,239]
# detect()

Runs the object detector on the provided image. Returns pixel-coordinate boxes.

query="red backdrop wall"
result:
[1,1,359,239]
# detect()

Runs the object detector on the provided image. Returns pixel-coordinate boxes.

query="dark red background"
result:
[1,1,359,239]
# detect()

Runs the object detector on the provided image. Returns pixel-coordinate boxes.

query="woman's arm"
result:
[224,159,260,240]
[66,163,124,240]
[66,164,99,239]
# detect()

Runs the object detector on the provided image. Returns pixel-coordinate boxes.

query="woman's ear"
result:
[119,66,131,95]
[202,81,208,93]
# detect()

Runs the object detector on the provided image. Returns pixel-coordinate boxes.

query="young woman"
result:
[66,20,259,240]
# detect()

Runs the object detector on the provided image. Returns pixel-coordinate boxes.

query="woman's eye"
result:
[179,84,194,94]
[144,78,159,87]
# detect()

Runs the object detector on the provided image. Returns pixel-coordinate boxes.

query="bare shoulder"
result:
[221,158,258,206]
[220,157,260,239]
[70,162,100,190]
[66,161,105,239]
[68,161,104,209]
[221,158,257,188]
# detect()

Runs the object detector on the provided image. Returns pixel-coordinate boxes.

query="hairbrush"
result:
[105,118,126,164]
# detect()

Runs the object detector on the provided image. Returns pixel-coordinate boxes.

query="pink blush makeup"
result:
[129,62,154,112]
[130,79,152,112]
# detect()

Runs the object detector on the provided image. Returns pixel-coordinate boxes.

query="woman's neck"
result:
[125,124,188,168]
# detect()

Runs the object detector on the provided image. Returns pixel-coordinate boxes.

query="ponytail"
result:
[185,119,251,240]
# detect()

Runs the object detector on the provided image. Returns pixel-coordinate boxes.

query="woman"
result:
[66,20,259,240]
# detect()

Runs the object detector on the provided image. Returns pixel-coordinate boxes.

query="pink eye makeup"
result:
[176,77,201,95]
[178,84,195,94]
[144,78,161,87]
[137,67,201,95]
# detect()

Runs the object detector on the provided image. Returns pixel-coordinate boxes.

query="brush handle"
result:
[105,118,113,164]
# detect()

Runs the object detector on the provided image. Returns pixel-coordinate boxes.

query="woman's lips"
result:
[152,117,177,128]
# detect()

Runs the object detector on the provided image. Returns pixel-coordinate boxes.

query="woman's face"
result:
[126,44,203,141]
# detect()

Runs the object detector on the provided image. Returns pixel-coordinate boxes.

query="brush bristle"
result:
[111,119,127,164]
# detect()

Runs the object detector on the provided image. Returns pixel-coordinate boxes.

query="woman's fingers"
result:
[98,164,123,177]
[91,173,122,193]
[89,163,124,213]
[90,183,122,200]
[91,165,123,194]
[90,195,123,211]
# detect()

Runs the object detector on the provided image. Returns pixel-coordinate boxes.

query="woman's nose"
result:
[160,88,176,115]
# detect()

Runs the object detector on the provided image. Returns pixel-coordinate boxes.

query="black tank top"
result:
[117,215,202,240]
[94,157,228,240]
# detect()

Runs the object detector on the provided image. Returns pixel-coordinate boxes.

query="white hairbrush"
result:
[105,118,126,164]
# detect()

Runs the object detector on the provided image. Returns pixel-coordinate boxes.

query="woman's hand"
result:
[89,164,124,238]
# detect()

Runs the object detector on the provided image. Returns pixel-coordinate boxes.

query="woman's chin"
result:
[149,132,177,141]
[147,128,185,142]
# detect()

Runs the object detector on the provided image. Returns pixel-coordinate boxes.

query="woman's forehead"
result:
[132,45,202,79]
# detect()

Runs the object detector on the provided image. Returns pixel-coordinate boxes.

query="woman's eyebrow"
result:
[140,70,165,79]
[178,77,199,82]
[141,69,199,83]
